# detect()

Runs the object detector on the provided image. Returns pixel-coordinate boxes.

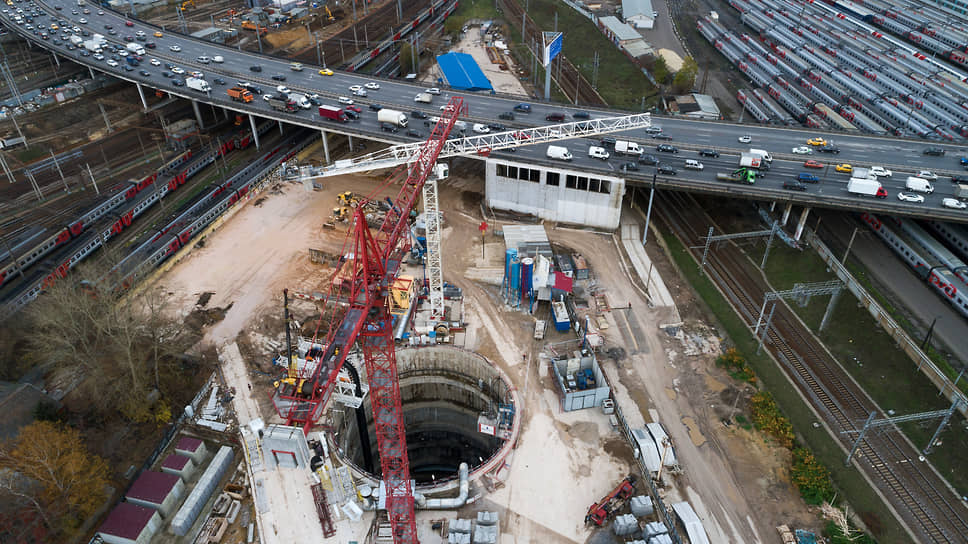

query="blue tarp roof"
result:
[436,52,493,92]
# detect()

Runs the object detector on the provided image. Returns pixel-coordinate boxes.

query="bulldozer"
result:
[332,206,349,221]
[337,191,363,207]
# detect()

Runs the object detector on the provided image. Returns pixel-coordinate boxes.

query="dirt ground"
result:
[153,143,816,542]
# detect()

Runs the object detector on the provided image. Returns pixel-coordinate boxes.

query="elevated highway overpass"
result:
[4,0,968,223]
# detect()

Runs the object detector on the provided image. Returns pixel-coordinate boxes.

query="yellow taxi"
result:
[50,23,59,30]
[319,68,334,76]
[154,31,163,37]
[835,163,852,173]
[807,137,827,146]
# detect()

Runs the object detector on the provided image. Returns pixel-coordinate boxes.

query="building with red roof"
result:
[97,502,161,544]
[125,470,186,517]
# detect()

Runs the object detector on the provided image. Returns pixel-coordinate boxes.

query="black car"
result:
[783,180,807,191]
[139,69,150,76]
[344,109,360,120]
[213,77,226,85]
[171,78,184,86]
[818,146,840,154]
[123,35,133,42]
[572,111,590,119]
[250,65,262,72]
[657,165,678,175]
[600,136,617,147]
[271,74,286,81]
[103,24,112,29]
[699,149,720,158]
[652,134,673,140]
[79,49,90,56]
[406,129,422,138]
[410,110,428,119]
[122,65,134,71]
[487,123,506,132]
[620,161,639,172]
[657,144,678,153]
[545,112,566,122]
[381,123,399,133]
[145,41,155,48]
[924,147,945,156]
[369,103,382,111]
[239,83,262,94]
[498,112,515,120]
[638,154,659,165]
[575,122,592,130]
[951,175,968,184]
[161,71,171,78]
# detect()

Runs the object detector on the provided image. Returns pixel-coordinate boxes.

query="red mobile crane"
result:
[270,97,467,544]
[585,475,638,526]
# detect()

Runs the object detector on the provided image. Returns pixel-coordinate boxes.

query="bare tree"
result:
[24,254,189,421]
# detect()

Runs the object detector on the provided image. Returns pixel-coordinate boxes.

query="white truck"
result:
[614,140,643,156]
[414,93,433,104]
[739,153,769,170]
[546,145,573,161]
[747,148,773,162]
[588,146,609,160]
[377,109,408,127]
[847,177,888,198]
[126,42,145,55]
[186,77,211,93]
[852,167,874,180]
[905,176,934,193]
[69,35,83,47]
[213,55,224,63]
[83,33,106,52]
[289,92,312,109]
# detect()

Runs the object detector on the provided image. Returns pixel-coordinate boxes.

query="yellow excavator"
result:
[324,5,335,22]
[179,0,194,11]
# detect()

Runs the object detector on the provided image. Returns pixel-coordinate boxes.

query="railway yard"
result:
[4,0,968,543]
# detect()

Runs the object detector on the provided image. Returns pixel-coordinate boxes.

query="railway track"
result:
[653,190,968,543]
[495,0,606,107]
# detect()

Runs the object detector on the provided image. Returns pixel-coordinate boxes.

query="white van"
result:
[684,159,704,170]
[547,145,573,161]
[289,93,312,109]
[212,55,224,63]
[588,146,609,160]
[905,176,934,193]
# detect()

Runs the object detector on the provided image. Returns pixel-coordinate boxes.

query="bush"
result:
[824,520,877,544]
[716,348,757,384]
[750,391,794,448]
[791,447,835,505]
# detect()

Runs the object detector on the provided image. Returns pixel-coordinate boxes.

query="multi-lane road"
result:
[6,0,968,221]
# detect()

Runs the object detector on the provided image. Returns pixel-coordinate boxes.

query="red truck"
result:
[319,105,348,123]
[585,475,637,526]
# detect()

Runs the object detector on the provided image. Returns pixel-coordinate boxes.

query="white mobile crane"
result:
[294,111,653,318]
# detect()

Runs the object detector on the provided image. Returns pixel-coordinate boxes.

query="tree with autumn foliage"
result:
[791,447,834,505]
[749,391,795,448]
[0,421,110,539]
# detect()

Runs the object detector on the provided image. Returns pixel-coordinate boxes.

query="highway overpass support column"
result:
[136,83,148,110]
[278,120,284,134]
[249,115,260,150]
[348,134,354,151]
[781,202,792,226]
[321,130,330,164]
[191,100,205,130]
[794,207,811,241]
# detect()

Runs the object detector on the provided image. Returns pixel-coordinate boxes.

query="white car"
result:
[791,146,812,154]
[78,17,86,23]
[170,66,185,74]
[169,44,181,52]
[942,198,967,209]
[869,166,892,177]
[275,85,291,94]
[263,94,273,102]
[349,85,363,93]
[150,58,161,66]
[738,135,752,144]
[92,53,104,60]
[352,88,367,97]
[472,123,490,134]
[364,81,380,90]
[106,59,118,67]
[897,192,925,203]
[916,170,938,181]
[440,104,456,112]
[427,87,441,95]
[338,96,354,105]
[98,10,105,15]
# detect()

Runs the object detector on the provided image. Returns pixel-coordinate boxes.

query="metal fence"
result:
[804,228,968,417]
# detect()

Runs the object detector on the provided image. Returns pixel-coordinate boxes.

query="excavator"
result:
[179,0,194,11]
[324,5,335,22]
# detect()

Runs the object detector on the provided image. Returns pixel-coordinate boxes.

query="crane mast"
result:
[271,97,467,544]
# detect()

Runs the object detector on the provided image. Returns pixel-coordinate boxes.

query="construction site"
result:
[0,0,912,543]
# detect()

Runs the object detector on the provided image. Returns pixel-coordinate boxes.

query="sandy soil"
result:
[154,146,816,542]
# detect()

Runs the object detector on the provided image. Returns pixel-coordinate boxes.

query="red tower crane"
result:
[271,97,467,544]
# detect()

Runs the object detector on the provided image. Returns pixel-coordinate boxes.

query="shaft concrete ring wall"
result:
[329,346,520,492]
